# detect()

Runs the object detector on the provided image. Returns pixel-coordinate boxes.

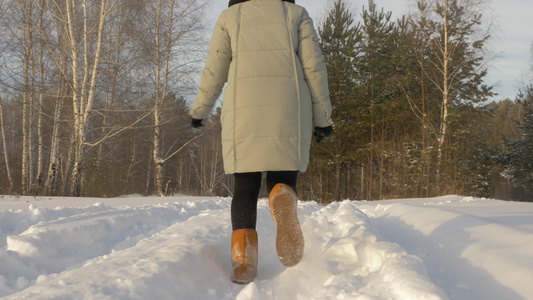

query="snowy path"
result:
[0,195,531,299]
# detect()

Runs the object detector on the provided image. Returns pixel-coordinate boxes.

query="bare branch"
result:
[84,108,154,147]
[162,120,220,164]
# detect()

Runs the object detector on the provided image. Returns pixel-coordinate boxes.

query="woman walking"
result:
[189,0,333,283]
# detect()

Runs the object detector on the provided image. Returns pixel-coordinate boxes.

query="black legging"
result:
[231,171,298,230]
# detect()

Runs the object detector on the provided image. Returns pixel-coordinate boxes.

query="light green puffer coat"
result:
[189,0,333,174]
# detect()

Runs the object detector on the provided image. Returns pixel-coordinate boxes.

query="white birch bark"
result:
[19,0,34,195]
[35,0,46,192]
[0,101,15,193]
[435,0,450,189]
[410,0,489,192]
[65,0,115,196]
[153,0,164,196]
[45,81,65,195]
[153,0,175,196]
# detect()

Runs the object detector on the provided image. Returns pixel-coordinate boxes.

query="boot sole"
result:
[271,192,304,267]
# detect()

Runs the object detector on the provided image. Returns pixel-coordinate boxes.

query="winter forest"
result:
[0,0,532,202]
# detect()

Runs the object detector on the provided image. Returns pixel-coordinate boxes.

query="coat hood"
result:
[229,0,295,7]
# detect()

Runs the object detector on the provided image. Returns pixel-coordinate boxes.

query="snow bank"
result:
[0,195,531,299]
[360,196,533,299]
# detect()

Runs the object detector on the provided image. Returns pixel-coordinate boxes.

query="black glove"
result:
[313,126,333,143]
[191,118,203,128]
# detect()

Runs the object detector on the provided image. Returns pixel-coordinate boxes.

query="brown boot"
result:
[269,183,304,267]
[231,229,258,284]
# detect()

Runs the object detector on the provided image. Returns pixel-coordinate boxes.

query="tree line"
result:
[1,0,532,201]
[0,0,220,197]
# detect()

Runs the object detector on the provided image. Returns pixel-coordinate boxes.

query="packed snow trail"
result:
[358,197,533,300]
[0,195,532,299]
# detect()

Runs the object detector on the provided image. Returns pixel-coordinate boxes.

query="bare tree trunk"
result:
[420,56,429,197]
[407,0,454,196]
[176,157,184,193]
[360,165,365,200]
[29,25,36,195]
[379,130,384,200]
[145,153,152,194]
[436,0,450,192]
[335,164,341,200]
[123,139,138,195]
[0,101,15,193]
[35,0,46,193]
[45,82,65,195]
[66,0,114,196]
[94,16,125,187]
[367,70,376,201]
[152,0,164,196]
[42,5,70,195]
[20,0,34,195]
[333,92,341,201]
[64,0,81,195]
[152,0,176,196]
[22,52,30,194]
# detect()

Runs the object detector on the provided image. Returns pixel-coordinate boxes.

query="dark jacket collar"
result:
[229,0,295,7]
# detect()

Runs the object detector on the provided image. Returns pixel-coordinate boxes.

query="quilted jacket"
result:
[189,0,333,174]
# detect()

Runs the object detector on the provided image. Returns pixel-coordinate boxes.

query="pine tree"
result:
[312,0,362,201]
[502,85,533,201]
[355,0,399,200]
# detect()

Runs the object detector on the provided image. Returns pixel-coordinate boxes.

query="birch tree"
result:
[61,0,118,196]
[409,0,493,191]
[151,0,172,196]
[0,0,212,197]
[89,1,143,188]
[145,0,206,196]
[0,99,15,193]
[16,0,35,195]
[0,1,15,193]
[0,3,7,191]
[34,0,48,193]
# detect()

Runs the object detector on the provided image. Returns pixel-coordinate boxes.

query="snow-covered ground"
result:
[0,194,532,299]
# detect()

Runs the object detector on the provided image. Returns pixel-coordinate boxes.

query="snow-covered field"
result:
[0,194,531,299]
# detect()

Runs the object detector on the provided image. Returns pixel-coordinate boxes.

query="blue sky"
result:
[206,0,533,101]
